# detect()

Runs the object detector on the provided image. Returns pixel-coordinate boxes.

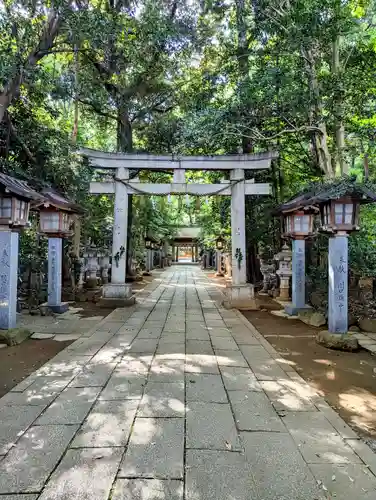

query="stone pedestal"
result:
[215,251,224,277]
[279,277,291,301]
[275,244,292,302]
[86,254,99,289]
[223,284,257,310]
[328,234,348,334]
[99,283,135,308]
[47,237,68,314]
[144,249,152,275]
[101,256,110,284]
[0,230,19,329]
[285,239,310,315]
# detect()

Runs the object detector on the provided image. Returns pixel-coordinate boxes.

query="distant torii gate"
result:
[81,148,278,309]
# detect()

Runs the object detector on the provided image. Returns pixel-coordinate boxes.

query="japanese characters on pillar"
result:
[279,207,316,315]
[35,188,82,314]
[0,173,41,329]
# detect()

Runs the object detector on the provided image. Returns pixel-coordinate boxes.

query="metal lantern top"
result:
[0,173,42,228]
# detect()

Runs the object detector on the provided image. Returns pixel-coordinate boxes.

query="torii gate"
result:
[80,148,278,309]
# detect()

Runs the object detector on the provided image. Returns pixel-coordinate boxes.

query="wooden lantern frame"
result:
[282,209,316,239]
[319,197,360,233]
[39,206,74,237]
[0,193,30,228]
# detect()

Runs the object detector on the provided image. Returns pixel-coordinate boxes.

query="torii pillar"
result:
[101,166,134,306]
[224,168,257,309]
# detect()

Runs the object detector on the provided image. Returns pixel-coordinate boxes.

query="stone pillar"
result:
[175,246,179,262]
[144,249,152,274]
[215,251,223,276]
[285,239,309,315]
[231,169,247,285]
[191,245,195,262]
[0,229,19,329]
[47,237,68,313]
[328,234,348,333]
[78,257,85,289]
[101,255,110,284]
[101,167,134,306]
[224,169,256,309]
[171,244,175,262]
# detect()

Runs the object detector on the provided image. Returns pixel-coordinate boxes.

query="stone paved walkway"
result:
[1,266,376,499]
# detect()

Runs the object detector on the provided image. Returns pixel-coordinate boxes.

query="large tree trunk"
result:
[332,35,347,176]
[0,9,63,124]
[117,105,134,278]
[301,46,334,178]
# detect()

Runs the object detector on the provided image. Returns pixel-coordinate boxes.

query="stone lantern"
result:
[215,236,225,277]
[34,189,82,313]
[279,206,317,315]
[83,244,100,290]
[314,183,375,344]
[275,243,292,301]
[0,174,41,329]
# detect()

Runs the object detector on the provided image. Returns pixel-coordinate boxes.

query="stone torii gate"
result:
[81,148,278,309]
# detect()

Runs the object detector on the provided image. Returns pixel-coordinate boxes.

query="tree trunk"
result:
[117,105,134,277]
[332,35,346,176]
[0,9,63,124]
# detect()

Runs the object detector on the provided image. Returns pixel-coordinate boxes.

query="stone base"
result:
[127,274,143,282]
[271,309,299,320]
[284,303,312,316]
[86,278,98,289]
[99,283,135,308]
[41,302,69,314]
[223,284,257,310]
[215,272,224,277]
[0,328,31,346]
[316,330,359,352]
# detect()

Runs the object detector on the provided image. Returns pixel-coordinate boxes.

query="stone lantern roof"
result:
[32,187,83,214]
[0,172,42,201]
[276,177,376,214]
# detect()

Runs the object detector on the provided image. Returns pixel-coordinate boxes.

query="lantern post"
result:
[0,174,41,329]
[36,189,81,314]
[318,198,360,336]
[281,209,316,315]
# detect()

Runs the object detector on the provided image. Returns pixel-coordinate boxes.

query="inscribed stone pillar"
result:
[285,239,307,315]
[230,169,246,285]
[111,167,128,284]
[48,237,68,313]
[328,234,348,334]
[0,230,19,329]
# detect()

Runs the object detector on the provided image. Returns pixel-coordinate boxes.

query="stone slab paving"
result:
[0,265,376,499]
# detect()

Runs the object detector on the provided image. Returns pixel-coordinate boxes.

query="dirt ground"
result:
[0,277,157,399]
[0,339,73,398]
[243,307,376,441]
